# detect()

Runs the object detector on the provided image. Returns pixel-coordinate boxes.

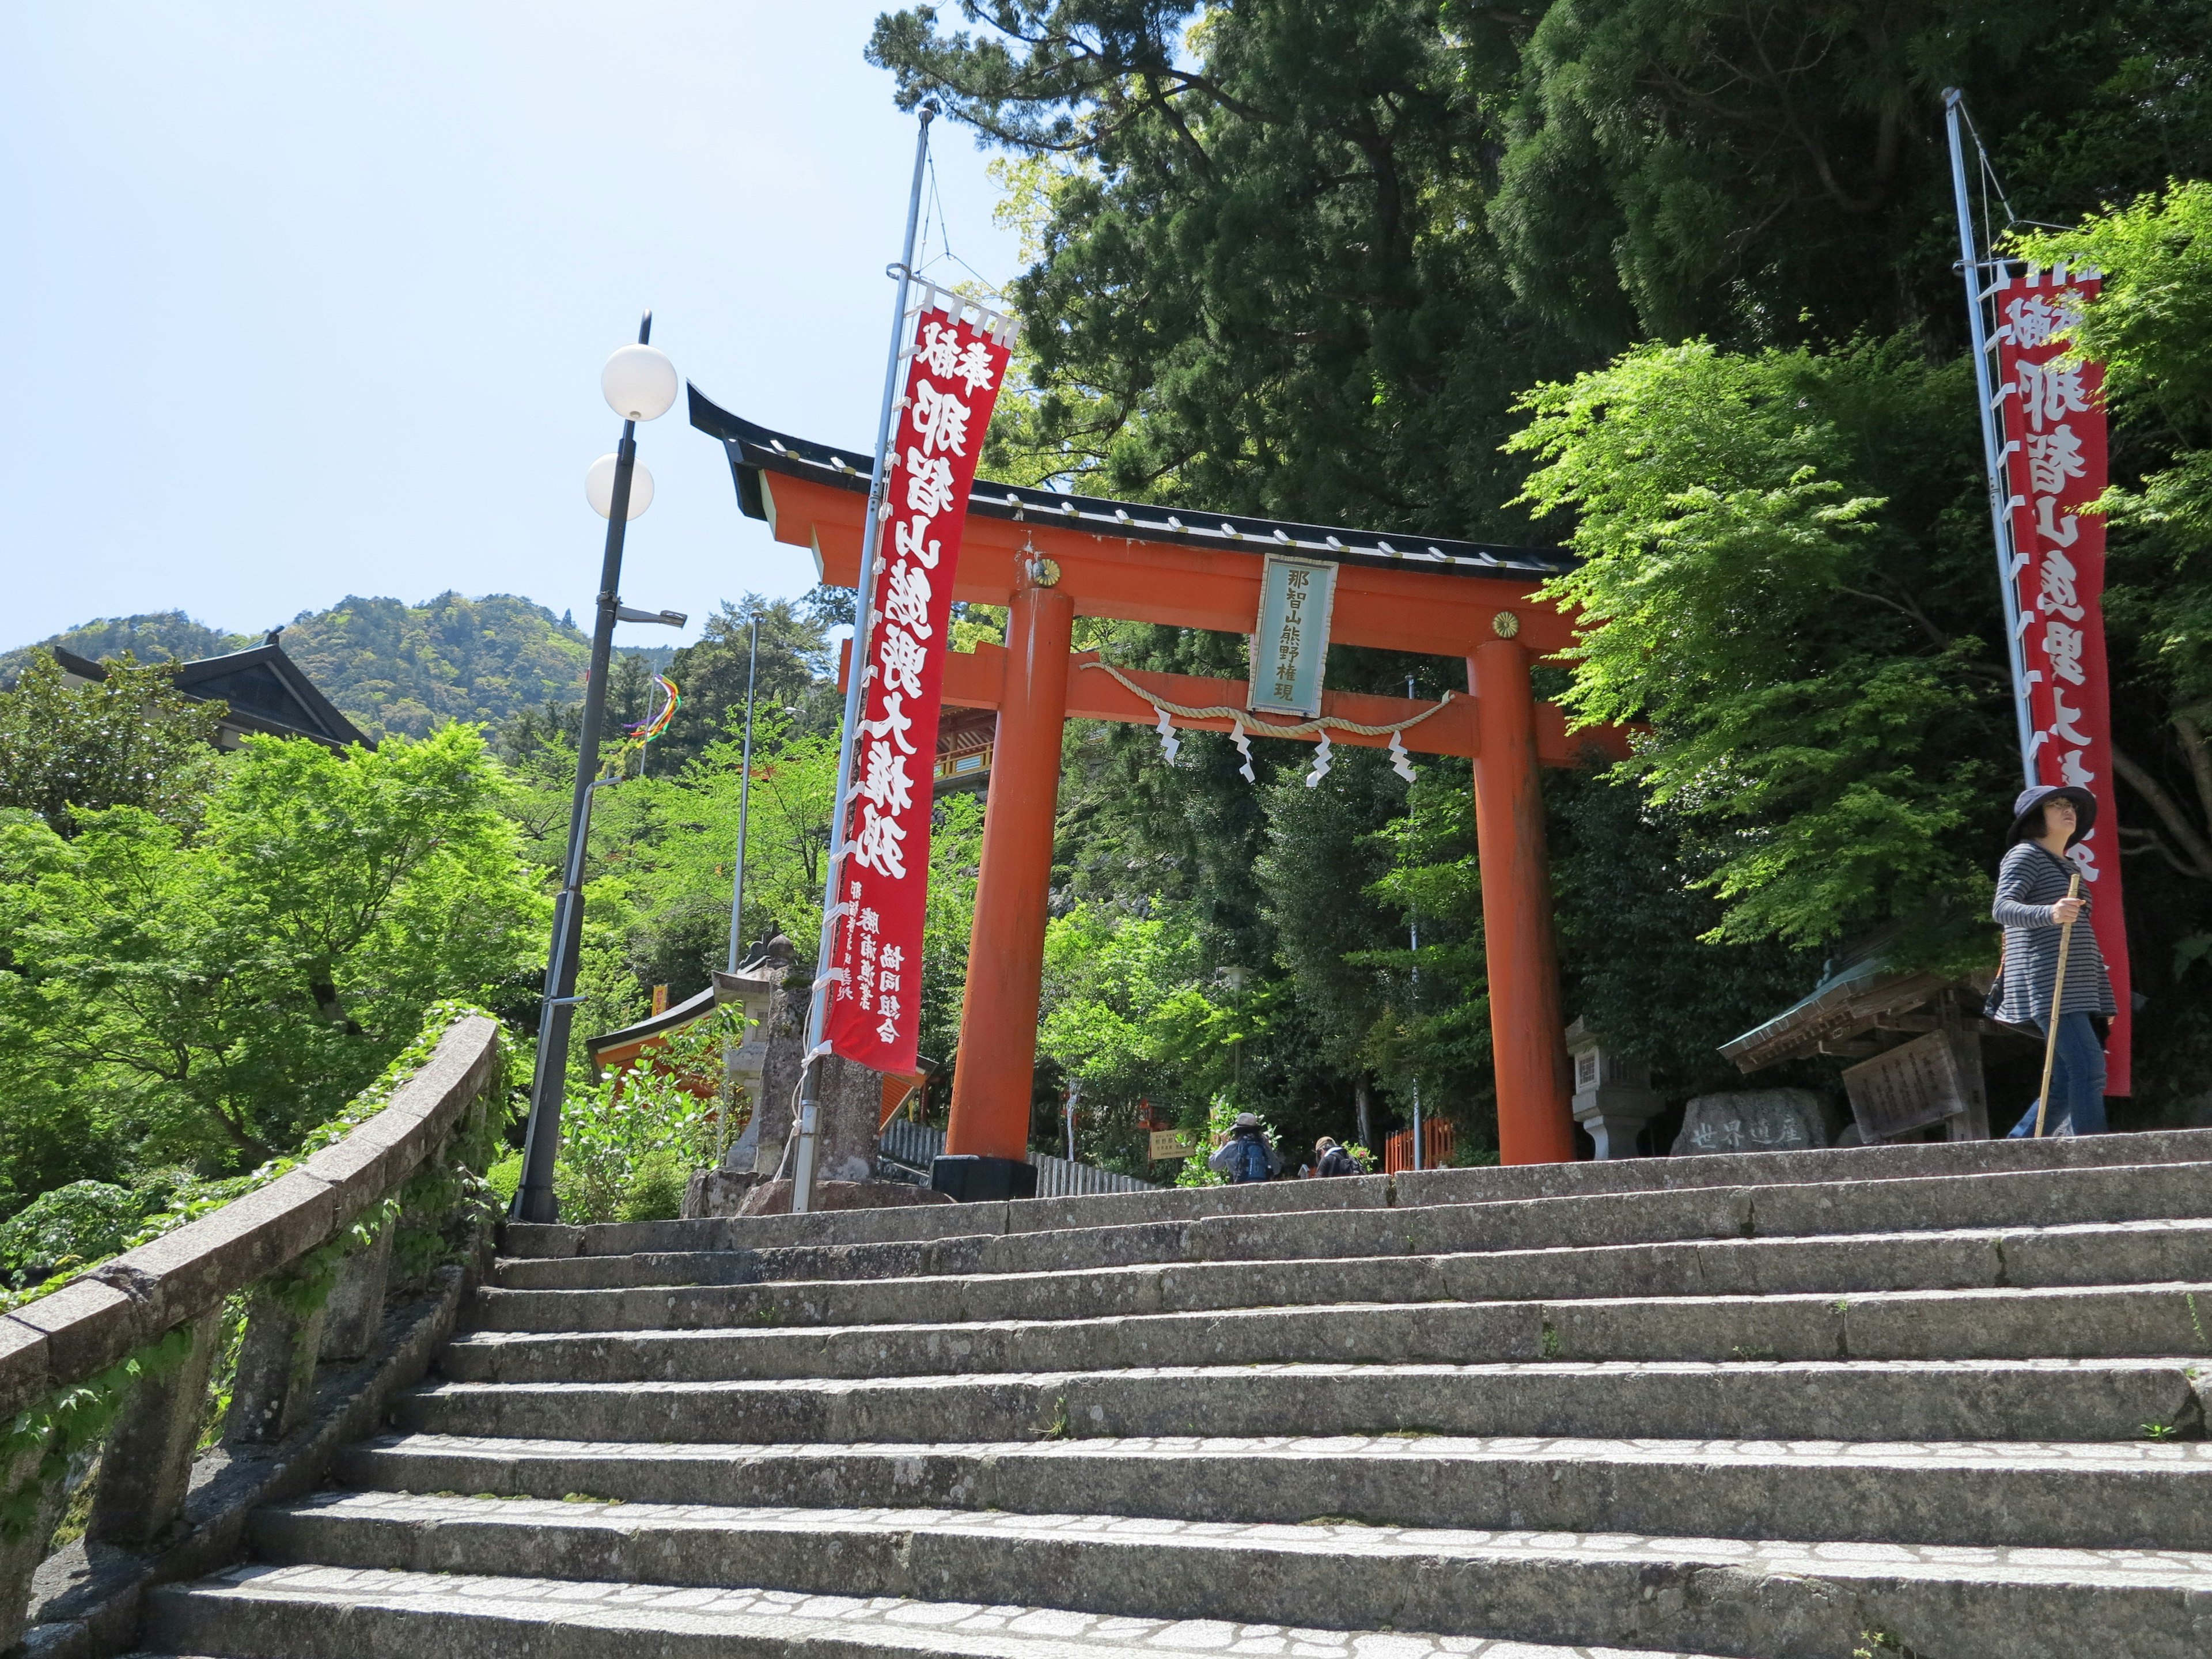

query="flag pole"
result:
[1944,88,2037,787]
[724,615,760,972]
[789,102,936,1214]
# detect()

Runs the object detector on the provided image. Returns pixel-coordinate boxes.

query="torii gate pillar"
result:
[946,569,1075,1161]
[1469,631,1576,1163]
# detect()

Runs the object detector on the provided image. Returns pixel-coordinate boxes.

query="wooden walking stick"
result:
[2032,870,2084,1138]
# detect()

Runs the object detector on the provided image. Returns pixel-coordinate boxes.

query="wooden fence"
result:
[878,1119,1159,1196]
[1383,1119,1456,1173]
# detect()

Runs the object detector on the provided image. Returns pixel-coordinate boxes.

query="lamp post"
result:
[512,314,683,1225]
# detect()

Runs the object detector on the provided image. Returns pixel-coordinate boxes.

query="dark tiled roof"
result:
[689,387,1574,581]
[54,641,370,751]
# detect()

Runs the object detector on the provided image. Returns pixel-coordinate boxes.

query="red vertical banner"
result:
[824,292,1013,1074]
[1993,265,2132,1093]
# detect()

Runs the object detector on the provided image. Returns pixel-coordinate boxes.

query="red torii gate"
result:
[694,393,1626,1166]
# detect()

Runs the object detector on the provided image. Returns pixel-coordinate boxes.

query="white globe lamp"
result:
[586,453,654,519]
[602,343,679,422]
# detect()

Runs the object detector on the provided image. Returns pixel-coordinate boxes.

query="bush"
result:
[484,1154,523,1209]
[550,1018,728,1225]
[0,1181,143,1285]
[617,1152,691,1224]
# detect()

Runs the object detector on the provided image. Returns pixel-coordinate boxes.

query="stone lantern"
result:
[1566,1017,1665,1159]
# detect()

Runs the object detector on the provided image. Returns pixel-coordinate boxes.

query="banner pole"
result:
[789,101,935,1214]
[1944,88,2037,788]
[724,615,759,973]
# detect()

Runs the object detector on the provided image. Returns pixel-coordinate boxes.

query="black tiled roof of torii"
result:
[688,385,1575,581]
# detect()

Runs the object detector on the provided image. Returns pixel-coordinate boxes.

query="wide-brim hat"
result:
[2008,783,2097,847]
[1233,1112,1262,1130]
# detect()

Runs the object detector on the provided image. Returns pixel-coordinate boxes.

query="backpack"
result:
[1317,1146,1358,1178]
[1232,1132,1271,1183]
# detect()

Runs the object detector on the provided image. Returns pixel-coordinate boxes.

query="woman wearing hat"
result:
[1992,783,2117,1136]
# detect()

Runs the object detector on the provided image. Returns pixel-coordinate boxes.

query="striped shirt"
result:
[1991,841,2116,1024]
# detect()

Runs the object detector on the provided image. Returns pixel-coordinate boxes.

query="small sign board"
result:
[1248,554,1338,718]
[1842,1028,1984,1143]
[1149,1129,1199,1161]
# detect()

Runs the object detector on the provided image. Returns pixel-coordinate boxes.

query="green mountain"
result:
[271,594,592,737]
[3,594,672,739]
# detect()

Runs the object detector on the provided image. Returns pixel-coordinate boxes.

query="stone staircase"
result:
[140,1130,2212,1659]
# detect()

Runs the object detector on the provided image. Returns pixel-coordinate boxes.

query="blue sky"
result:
[2,2,1021,650]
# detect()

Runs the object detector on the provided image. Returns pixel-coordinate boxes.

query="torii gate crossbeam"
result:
[696,389,1618,1169]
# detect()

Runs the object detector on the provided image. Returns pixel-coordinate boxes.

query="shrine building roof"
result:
[54,638,370,753]
[690,390,1575,584]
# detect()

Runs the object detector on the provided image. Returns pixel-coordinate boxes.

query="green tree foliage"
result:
[1040,902,1225,1095]
[1355,763,1495,1134]
[1493,0,2212,349]
[1549,771,1810,1090]
[1036,899,1248,1173]
[0,1181,143,1286]
[874,0,1578,537]
[585,715,843,1000]
[0,726,543,1179]
[0,652,224,836]
[1510,336,2001,960]
[653,594,843,773]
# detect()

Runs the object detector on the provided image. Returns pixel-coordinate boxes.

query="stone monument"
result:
[677,935,944,1217]
[1669,1088,1828,1157]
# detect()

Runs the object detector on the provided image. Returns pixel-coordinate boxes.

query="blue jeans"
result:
[2006,1012,2108,1137]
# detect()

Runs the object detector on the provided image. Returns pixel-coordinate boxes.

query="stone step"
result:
[492,1161,2212,1290]
[444,1282,2212,1382]
[474,1219,2212,1332]
[495,1127,2212,1262]
[144,1565,1729,1659]
[393,1357,2211,1446]
[239,1490,2212,1659]
[336,1429,2212,1552]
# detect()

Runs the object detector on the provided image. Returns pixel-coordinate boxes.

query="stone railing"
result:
[0,1013,506,1657]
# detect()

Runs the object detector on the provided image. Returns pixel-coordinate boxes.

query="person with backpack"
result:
[1208,1112,1280,1183]
[1988,783,2117,1137]
[1310,1137,1362,1177]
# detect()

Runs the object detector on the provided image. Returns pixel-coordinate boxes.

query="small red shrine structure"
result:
[694,393,1626,1166]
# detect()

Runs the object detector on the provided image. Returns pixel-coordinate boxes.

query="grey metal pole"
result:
[1410,910,1422,1173]
[1944,89,2037,787]
[1405,672,1423,1174]
[790,103,936,1214]
[724,615,760,972]
[512,311,654,1225]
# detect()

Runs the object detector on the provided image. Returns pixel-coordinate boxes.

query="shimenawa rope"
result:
[1079,660,1456,738]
